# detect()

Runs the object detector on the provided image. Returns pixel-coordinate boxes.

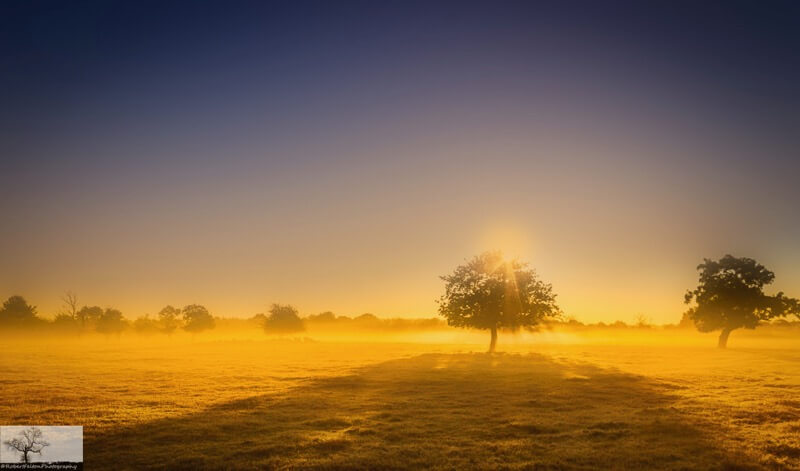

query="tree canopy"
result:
[684,254,800,347]
[96,308,127,335]
[158,305,182,335]
[76,305,103,329]
[438,251,560,352]
[182,304,215,333]
[0,296,39,326]
[263,304,305,334]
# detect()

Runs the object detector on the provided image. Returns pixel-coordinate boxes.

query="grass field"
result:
[1,329,799,470]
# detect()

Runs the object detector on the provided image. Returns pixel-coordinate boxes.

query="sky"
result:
[1,1,799,324]
[0,426,83,463]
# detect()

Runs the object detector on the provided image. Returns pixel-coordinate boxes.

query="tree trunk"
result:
[488,326,498,353]
[718,327,732,348]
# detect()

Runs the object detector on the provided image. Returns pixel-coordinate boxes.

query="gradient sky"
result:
[2,1,799,323]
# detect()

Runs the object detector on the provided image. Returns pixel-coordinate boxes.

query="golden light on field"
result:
[3,2,800,470]
[2,326,800,468]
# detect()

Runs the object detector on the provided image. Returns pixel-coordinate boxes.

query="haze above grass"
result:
[1,328,799,469]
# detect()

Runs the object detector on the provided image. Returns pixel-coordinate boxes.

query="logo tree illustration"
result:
[3,426,50,463]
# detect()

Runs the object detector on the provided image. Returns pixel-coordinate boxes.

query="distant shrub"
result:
[634,314,652,328]
[96,308,128,336]
[301,312,447,331]
[158,305,182,335]
[0,295,42,328]
[353,313,380,325]
[133,314,161,335]
[263,304,305,334]
[76,305,103,330]
[52,313,80,333]
[306,311,336,323]
[182,304,215,334]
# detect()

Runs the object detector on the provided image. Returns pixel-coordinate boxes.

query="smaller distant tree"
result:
[157,305,182,336]
[52,313,80,333]
[353,313,380,326]
[634,314,652,328]
[684,255,800,348]
[3,426,50,464]
[0,296,39,327]
[263,304,305,334]
[76,305,103,330]
[306,311,336,323]
[182,304,215,334]
[60,291,79,320]
[96,308,127,336]
[133,315,160,335]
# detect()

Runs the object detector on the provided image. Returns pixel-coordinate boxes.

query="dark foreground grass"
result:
[90,353,759,470]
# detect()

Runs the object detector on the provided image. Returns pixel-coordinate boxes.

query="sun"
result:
[479,224,531,259]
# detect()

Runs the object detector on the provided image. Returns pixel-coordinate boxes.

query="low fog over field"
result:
[2,324,799,469]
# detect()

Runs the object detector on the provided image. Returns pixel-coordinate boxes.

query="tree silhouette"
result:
[52,313,80,332]
[353,313,380,326]
[3,426,49,463]
[157,305,182,335]
[0,296,39,327]
[182,304,215,333]
[76,305,103,330]
[438,251,560,353]
[684,255,800,348]
[133,314,160,335]
[96,308,127,336]
[306,311,336,323]
[263,304,305,334]
[60,291,79,320]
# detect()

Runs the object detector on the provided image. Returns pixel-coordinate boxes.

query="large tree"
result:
[684,255,800,348]
[438,251,560,353]
[3,426,49,464]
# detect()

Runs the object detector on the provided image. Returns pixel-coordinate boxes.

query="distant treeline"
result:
[0,296,449,336]
[2,294,799,338]
[0,295,215,335]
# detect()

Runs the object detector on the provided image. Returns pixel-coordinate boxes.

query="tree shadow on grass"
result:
[89,353,761,470]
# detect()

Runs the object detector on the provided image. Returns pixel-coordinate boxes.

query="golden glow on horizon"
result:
[4,138,798,326]
[478,224,532,260]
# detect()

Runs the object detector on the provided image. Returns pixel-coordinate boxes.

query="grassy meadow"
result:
[1,326,799,470]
